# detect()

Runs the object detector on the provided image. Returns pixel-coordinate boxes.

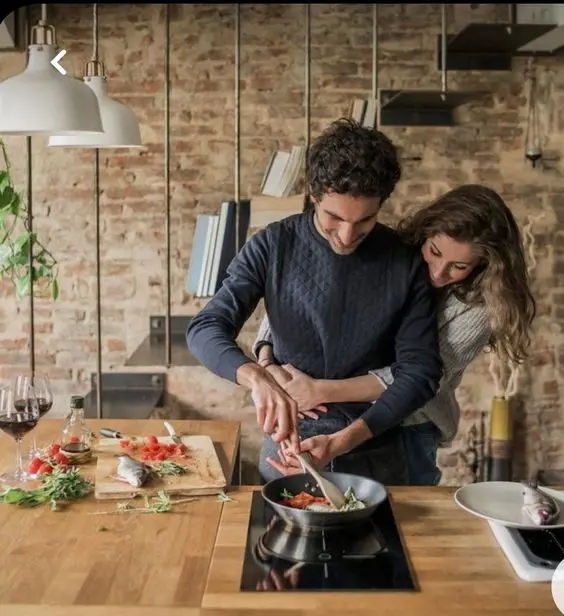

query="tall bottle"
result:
[61,395,92,463]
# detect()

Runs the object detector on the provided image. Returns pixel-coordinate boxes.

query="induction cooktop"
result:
[239,491,418,592]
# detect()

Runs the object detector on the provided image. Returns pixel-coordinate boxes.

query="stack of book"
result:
[260,145,306,198]
[348,98,378,128]
[185,200,250,298]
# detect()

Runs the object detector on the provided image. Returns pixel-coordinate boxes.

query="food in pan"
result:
[521,480,559,526]
[279,487,366,512]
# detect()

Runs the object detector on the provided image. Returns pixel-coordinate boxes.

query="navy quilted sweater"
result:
[186,211,443,437]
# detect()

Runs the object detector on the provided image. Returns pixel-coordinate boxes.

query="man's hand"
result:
[266,434,338,476]
[237,362,300,451]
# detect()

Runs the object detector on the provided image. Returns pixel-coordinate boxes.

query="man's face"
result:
[313,193,382,255]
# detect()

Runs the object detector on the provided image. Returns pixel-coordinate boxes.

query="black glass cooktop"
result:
[240,491,417,592]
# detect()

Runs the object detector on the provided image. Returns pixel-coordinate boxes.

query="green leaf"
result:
[51,278,59,300]
[0,171,10,192]
[0,205,11,225]
[15,274,30,298]
[9,192,21,216]
[0,186,14,209]
[0,243,10,267]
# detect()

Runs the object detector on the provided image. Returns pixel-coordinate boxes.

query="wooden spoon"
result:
[282,439,347,509]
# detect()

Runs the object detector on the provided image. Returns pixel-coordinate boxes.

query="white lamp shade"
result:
[48,76,143,149]
[0,45,104,136]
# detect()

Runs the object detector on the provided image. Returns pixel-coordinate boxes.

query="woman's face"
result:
[421,234,481,288]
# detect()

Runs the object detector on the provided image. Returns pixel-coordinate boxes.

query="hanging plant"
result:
[0,140,59,300]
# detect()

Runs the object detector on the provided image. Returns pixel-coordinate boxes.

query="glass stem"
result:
[15,438,23,475]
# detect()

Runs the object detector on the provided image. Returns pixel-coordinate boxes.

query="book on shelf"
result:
[260,145,306,198]
[186,199,250,299]
[348,97,377,129]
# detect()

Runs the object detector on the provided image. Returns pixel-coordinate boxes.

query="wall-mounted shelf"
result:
[437,23,559,71]
[84,371,165,419]
[379,90,486,127]
[250,193,306,227]
[126,315,200,367]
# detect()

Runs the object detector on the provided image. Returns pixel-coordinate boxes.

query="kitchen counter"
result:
[0,418,240,616]
[203,486,560,615]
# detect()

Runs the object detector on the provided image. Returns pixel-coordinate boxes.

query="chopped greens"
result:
[90,490,199,515]
[279,486,365,512]
[217,490,234,503]
[149,461,189,477]
[0,466,93,509]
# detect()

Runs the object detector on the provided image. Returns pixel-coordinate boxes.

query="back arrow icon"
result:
[51,49,67,75]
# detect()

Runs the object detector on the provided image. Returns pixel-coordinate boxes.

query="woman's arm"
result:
[253,314,274,359]
[252,299,490,410]
[282,302,491,411]
[316,302,491,404]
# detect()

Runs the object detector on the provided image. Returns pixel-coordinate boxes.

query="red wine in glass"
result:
[13,397,51,417]
[0,386,39,484]
[13,373,53,458]
[0,413,38,439]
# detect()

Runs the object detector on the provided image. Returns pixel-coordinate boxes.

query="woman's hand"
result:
[266,434,338,476]
[281,364,329,418]
[266,364,328,421]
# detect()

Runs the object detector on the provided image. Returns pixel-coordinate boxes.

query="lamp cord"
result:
[92,3,99,61]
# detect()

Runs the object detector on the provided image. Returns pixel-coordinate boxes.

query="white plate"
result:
[454,481,564,529]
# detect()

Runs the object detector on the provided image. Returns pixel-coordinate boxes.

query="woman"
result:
[253,184,536,485]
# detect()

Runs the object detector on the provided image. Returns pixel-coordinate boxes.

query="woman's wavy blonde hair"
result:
[396,184,536,364]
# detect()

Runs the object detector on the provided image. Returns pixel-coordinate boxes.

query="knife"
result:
[163,421,183,445]
[100,428,123,439]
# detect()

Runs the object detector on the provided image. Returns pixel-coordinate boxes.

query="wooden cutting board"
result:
[94,435,227,500]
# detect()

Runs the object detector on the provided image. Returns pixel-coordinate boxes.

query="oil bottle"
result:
[60,395,92,463]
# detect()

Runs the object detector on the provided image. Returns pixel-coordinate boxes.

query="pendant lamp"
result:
[0,4,103,136]
[48,3,142,149]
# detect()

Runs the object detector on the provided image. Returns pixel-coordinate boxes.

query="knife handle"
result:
[100,428,122,438]
[163,421,176,438]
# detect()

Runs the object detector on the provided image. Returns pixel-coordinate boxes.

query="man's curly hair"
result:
[306,118,401,205]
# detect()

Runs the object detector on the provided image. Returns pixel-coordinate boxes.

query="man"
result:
[186,118,443,485]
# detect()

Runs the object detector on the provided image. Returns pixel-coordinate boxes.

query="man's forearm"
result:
[186,228,271,383]
[236,361,268,388]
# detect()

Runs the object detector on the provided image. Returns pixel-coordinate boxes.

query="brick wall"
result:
[0,4,563,484]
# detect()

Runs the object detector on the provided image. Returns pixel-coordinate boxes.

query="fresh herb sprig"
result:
[0,467,93,509]
[149,461,188,477]
[91,490,198,515]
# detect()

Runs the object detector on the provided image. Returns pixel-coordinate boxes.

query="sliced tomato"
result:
[53,452,70,465]
[38,462,53,475]
[47,443,61,457]
[146,435,158,447]
[28,456,43,474]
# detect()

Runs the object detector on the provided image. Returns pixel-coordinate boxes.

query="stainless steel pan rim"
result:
[261,471,388,531]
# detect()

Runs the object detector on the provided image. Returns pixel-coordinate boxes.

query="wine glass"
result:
[14,373,53,459]
[0,385,40,485]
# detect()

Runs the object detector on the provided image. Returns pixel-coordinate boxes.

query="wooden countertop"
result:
[0,418,240,616]
[203,487,560,615]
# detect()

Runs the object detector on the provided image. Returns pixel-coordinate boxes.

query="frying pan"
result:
[261,471,387,531]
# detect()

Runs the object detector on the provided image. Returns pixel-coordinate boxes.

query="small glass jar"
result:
[60,395,92,463]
